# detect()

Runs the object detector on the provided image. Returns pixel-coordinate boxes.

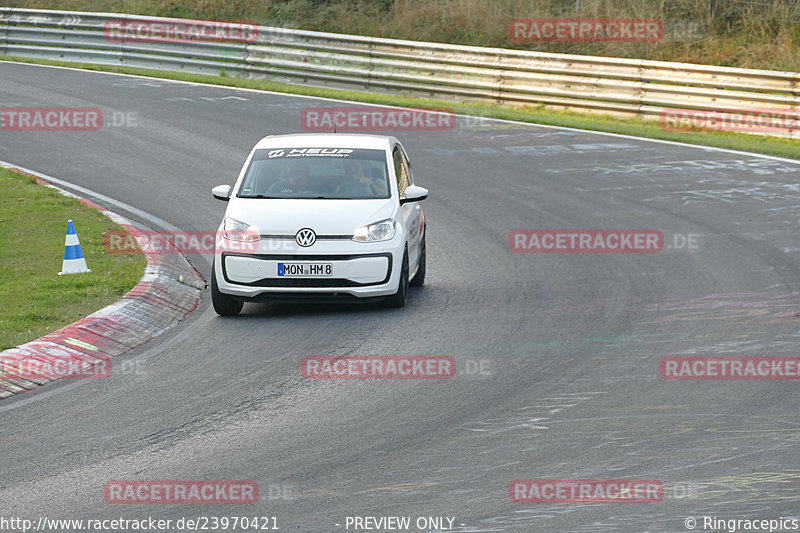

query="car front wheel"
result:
[410,233,426,287]
[385,250,409,308]
[211,264,243,316]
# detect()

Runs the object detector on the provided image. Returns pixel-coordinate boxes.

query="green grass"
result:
[2,54,799,161]
[0,167,146,350]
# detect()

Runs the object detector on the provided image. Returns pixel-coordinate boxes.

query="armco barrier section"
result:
[1,8,799,137]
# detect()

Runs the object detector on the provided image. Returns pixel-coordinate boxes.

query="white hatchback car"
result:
[210,133,428,316]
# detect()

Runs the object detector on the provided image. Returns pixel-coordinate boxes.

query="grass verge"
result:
[0,166,146,350]
[2,54,799,161]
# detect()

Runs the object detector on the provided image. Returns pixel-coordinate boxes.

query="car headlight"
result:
[222,217,260,242]
[353,219,396,242]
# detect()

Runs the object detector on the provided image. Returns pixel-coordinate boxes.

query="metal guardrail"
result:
[1,8,799,137]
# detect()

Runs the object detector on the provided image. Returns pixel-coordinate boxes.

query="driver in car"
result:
[268,161,312,194]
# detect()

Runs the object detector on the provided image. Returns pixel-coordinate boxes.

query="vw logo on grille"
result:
[295,228,317,247]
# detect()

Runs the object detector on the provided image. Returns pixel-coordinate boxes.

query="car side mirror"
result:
[400,185,428,204]
[212,184,232,201]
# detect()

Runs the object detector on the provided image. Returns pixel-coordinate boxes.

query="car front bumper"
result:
[213,236,404,301]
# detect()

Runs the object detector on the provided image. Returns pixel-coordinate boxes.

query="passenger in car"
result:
[337,159,386,197]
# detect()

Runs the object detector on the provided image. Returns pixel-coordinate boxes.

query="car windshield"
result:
[237,147,391,199]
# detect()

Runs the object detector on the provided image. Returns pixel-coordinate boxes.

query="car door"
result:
[392,144,422,270]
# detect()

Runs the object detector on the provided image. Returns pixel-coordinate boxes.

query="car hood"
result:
[226,198,396,236]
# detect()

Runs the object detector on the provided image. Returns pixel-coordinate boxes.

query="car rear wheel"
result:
[211,264,243,316]
[410,233,426,287]
[385,250,409,308]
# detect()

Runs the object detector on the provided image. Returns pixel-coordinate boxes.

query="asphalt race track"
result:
[1,61,799,532]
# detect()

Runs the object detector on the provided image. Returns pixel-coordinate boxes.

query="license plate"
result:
[278,262,333,277]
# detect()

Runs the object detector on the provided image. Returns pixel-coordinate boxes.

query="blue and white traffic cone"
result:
[58,219,91,275]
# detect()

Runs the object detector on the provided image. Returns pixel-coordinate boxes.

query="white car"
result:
[210,133,428,316]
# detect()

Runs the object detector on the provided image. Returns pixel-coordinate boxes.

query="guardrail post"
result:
[0,8,10,57]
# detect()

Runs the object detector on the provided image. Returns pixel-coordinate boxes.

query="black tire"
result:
[410,233,426,287]
[211,264,243,316]
[385,250,409,308]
